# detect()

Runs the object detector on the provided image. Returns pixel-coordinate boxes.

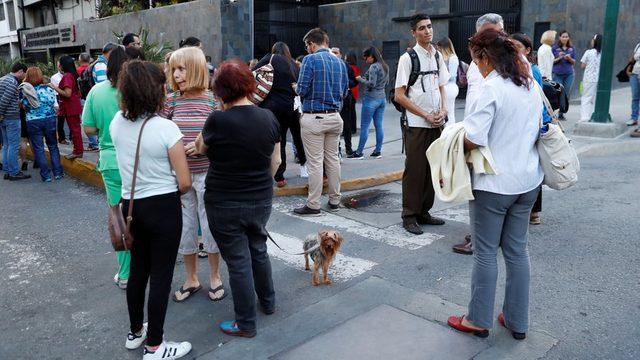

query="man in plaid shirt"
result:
[294,28,349,215]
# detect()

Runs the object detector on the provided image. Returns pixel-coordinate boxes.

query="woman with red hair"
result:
[195,59,281,338]
[447,29,543,341]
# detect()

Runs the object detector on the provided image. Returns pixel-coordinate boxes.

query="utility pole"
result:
[590,0,620,123]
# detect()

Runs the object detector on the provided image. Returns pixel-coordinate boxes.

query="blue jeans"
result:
[552,72,574,113]
[205,197,275,332]
[630,74,639,121]
[1,119,22,176]
[26,117,63,180]
[357,96,386,154]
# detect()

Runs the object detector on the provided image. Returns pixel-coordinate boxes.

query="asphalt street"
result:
[0,152,639,359]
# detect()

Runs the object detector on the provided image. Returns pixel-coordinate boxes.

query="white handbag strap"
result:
[533,81,562,131]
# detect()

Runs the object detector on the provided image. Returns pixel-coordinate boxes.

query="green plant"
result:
[113,27,173,64]
[0,57,56,78]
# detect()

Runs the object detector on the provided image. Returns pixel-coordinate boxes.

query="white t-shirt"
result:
[463,71,544,195]
[110,112,184,199]
[581,49,601,83]
[395,44,450,128]
[464,62,483,117]
[537,44,554,79]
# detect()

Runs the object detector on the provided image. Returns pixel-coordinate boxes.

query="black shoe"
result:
[8,172,31,181]
[370,151,382,159]
[293,205,321,216]
[327,202,339,211]
[558,113,565,120]
[21,162,28,171]
[33,162,40,169]
[3,174,8,180]
[403,220,423,235]
[417,214,445,225]
[345,149,353,156]
[347,152,363,159]
[0,162,3,170]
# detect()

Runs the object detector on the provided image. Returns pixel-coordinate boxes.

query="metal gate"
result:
[448,0,522,63]
[254,0,344,59]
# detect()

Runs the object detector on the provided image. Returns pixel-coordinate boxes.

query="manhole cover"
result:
[342,190,401,213]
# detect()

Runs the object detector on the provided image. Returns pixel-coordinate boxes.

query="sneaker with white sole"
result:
[143,340,192,360]
[626,119,638,126]
[125,322,148,350]
[300,164,309,178]
[113,273,128,290]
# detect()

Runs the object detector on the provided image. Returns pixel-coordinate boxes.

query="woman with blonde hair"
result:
[537,30,556,79]
[437,37,460,124]
[161,46,226,303]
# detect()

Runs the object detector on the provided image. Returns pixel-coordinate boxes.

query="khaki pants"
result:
[300,112,343,209]
[401,126,441,220]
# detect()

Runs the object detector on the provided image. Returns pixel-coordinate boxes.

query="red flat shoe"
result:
[497,313,526,340]
[447,315,489,338]
[276,179,287,188]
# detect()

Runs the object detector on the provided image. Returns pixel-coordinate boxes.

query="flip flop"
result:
[172,285,202,302]
[208,285,227,302]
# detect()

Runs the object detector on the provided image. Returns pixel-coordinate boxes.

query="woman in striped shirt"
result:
[162,47,226,303]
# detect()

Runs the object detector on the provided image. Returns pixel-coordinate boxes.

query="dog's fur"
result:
[303,230,344,286]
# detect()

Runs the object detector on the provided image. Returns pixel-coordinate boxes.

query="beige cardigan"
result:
[426,122,497,202]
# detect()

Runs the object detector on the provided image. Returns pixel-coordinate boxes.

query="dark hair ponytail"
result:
[469,29,531,88]
[592,34,603,53]
[362,46,389,75]
[59,55,78,78]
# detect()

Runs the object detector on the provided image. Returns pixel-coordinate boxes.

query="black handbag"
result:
[542,79,569,113]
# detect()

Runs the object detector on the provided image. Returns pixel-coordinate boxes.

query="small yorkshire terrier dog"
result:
[303,230,344,286]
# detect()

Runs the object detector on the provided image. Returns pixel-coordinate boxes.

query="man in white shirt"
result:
[393,13,450,235]
[455,13,504,255]
[464,14,504,118]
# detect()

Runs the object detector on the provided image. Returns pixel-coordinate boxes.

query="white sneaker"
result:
[300,164,309,178]
[113,272,127,290]
[125,322,148,350]
[143,340,192,360]
[626,119,638,126]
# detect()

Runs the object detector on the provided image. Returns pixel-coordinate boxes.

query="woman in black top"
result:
[195,59,281,338]
[252,41,305,187]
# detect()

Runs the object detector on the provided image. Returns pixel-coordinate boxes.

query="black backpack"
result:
[542,78,569,113]
[389,48,441,113]
[77,61,99,100]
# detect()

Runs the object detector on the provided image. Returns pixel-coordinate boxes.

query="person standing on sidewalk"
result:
[252,41,305,187]
[21,67,62,182]
[195,59,281,337]
[50,55,84,159]
[93,43,118,84]
[82,46,130,289]
[447,28,543,341]
[161,47,225,303]
[628,41,640,135]
[349,46,389,159]
[454,13,503,254]
[77,53,99,152]
[579,34,602,122]
[50,61,68,145]
[0,62,30,181]
[332,47,358,158]
[551,31,576,120]
[437,37,460,124]
[393,13,449,235]
[111,60,193,359]
[293,28,349,215]
[537,30,556,79]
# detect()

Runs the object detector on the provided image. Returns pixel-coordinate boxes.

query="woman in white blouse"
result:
[537,30,556,79]
[437,37,460,124]
[447,29,544,341]
[580,34,602,122]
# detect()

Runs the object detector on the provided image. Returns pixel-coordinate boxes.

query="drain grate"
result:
[342,190,401,213]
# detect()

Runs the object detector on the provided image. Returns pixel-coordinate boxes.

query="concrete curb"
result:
[26,147,105,188]
[576,138,640,156]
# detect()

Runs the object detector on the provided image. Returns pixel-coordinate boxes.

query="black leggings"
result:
[123,191,182,346]
[269,107,306,181]
[57,115,67,142]
[532,185,542,213]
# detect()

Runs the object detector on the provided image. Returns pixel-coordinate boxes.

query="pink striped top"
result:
[161,90,216,173]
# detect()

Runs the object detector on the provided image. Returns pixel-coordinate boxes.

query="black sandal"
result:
[172,285,202,302]
[208,285,227,302]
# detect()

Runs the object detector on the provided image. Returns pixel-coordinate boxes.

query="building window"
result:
[0,4,5,22]
[6,1,16,31]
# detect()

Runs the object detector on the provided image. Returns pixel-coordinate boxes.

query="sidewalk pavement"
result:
[22,86,640,192]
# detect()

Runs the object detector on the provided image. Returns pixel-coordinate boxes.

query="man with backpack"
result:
[393,13,449,235]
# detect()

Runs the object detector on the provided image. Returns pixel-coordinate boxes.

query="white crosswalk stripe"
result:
[271,202,443,250]
[433,206,470,225]
[267,232,376,282]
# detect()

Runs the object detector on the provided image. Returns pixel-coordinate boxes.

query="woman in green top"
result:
[81,47,131,290]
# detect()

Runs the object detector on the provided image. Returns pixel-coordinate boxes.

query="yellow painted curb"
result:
[26,147,105,188]
[28,147,403,196]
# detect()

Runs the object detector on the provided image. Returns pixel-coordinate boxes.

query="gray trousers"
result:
[467,187,540,333]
